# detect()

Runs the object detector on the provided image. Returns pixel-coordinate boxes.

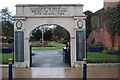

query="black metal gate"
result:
[30,45,32,67]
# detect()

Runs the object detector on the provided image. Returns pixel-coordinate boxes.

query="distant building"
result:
[104,0,120,10]
[87,0,120,50]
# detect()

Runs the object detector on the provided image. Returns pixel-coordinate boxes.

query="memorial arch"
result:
[13,4,86,67]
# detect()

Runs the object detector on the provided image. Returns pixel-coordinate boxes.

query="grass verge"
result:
[0,53,14,64]
[32,41,65,50]
[87,51,120,63]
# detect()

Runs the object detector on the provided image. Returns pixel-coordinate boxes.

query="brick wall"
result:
[103,0,120,50]
[87,1,120,50]
[87,27,120,50]
[113,34,120,50]
[103,27,113,49]
[104,28,120,50]
[104,2,119,10]
[87,28,104,46]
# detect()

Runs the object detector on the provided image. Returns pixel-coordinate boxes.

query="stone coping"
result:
[16,4,83,7]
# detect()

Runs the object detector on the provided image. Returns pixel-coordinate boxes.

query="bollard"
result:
[8,58,13,80]
[83,58,87,80]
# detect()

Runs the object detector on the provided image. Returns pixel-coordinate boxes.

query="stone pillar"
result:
[13,18,27,67]
[73,17,86,67]
[24,38,30,67]
[70,36,76,67]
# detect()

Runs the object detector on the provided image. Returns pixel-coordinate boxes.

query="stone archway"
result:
[29,24,71,67]
[13,4,86,67]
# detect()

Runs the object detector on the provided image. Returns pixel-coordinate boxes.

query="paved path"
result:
[32,49,70,67]
[1,66,119,79]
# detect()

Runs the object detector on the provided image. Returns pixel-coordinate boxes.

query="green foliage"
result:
[1,8,14,38]
[53,25,70,42]
[44,30,53,41]
[105,4,120,35]
[90,9,104,30]
[91,43,102,48]
[30,25,70,42]
[53,26,62,39]
[31,30,42,41]
[2,21,14,37]
[84,10,93,38]
[32,53,35,56]
[1,8,12,21]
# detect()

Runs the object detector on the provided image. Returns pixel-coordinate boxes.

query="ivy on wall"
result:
[91,9,104,30]
[105,4,120,35]
[84,10,93,38]
[84,9,104,38]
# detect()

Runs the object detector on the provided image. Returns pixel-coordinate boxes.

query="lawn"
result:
[0,49,119,64]
[32,41,65,50]
[0,53,14,64]
[0,41,65,64]
[87,51,120,63]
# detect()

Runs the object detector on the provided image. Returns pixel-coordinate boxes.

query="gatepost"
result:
[74,17,86,67]
[13,19,26,67]
[74,17,87,79]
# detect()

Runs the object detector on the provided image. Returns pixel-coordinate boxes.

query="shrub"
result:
[107,50,120,55]
[91,43,102,48]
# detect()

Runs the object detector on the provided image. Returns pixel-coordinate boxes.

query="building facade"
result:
[87,0,120,50]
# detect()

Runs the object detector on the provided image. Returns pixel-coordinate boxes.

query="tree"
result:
[53,26,62,39]
[1,8,12,22]
[44,30,53,41]
[53,25,70,42]
[2,21,14,37]
[32,30,42,41]
[84,10,93,16]
[0,8,13,38]
[84,10,93,38]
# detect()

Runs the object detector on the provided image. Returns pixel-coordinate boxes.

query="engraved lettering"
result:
[30,6,68,15]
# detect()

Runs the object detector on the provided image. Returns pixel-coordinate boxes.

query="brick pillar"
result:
[104,28,112,49]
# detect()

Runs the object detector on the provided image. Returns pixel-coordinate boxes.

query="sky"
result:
[0,0,104,15]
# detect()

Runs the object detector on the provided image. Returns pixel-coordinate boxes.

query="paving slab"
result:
[1,66,120,79]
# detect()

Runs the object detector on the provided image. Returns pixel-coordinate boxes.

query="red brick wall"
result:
[87,1,120,50]
[113,34,120,50]
[87,28,104,46]
[87,30,93,46]
[104,2,120,10]
[103,1,120,50]
[104,27,113,49]
[87,27,120,50]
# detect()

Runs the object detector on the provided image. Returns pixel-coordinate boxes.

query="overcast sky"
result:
[0,0,104,15]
